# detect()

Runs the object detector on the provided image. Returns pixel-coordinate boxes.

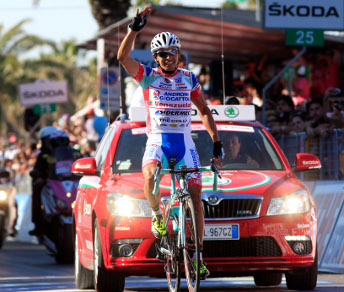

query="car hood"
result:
[112,170,303,199]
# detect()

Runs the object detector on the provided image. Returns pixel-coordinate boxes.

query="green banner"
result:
[285,29,324,47]
[33,103,56,115]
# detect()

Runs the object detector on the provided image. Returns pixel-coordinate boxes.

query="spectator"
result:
[244,53,268,96]
[178,53,188,69]
[84,109,98,142]
[276,94,295,134]
[290,111,307,134]
[324,87,344,129]
[224,96,240,105]
[239,83,256,105]
[305,98,333,138]
[82,141,97,157]
[266,110,282,136]
[198,66,210,92]
[293,65,311,108]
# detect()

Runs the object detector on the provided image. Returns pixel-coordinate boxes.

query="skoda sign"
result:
[19,79,68,106]
[264,0,344,30]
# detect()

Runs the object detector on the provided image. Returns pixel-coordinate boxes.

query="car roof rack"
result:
[130,105,256,122]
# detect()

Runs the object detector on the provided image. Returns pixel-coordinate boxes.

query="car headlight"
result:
[267,190,310,216]
[107,193,151,217]
[0,190,8,201]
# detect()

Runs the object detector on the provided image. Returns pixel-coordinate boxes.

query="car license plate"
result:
[203,224,239,240]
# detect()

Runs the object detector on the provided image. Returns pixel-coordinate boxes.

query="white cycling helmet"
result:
[39,126,57,139]
[151,32,181,53]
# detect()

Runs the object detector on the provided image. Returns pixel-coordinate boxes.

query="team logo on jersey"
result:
[153,90,160,99]
[175,77,182,83]
[149,99,153,105]
[164,78,171,83]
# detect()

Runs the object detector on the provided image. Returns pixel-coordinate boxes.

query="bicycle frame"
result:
[152,159,220,256]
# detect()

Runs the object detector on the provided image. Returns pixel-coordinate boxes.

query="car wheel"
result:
[254,271,282,286]
[286,247,318,291]
[75,232,94,289]
[93,220,125,292]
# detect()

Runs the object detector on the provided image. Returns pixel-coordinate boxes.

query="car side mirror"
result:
[72,157,99,176]
[292,153,321,172]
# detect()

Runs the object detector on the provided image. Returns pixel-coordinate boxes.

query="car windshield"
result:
[113,125,284,173]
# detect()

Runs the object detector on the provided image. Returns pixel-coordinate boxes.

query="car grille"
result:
[203,237,282,257]
[202,198,262,219]
[147,237,282,258]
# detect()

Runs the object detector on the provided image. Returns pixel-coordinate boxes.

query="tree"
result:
[0,19,53,137]
[0,20,97,138]
[88,0,131,30]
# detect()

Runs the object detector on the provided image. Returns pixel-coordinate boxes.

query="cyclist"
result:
[117,6,223,278]
[128,52,188,120]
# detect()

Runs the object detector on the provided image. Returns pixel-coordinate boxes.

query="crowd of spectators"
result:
[197,49,344,140]
[1,48,343,186]
[0,108,110,189]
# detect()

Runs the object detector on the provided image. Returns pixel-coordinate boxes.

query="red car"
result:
[72,106,321,292]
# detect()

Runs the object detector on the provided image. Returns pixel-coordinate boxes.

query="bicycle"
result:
[153,158,221,292]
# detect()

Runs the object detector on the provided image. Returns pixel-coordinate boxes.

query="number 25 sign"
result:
[285,29,324,47]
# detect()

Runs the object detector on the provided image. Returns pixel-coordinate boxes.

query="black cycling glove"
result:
[129,13,148,31]
[213,141,224,161]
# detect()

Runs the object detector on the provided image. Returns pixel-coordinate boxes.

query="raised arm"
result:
[117,7,152,78]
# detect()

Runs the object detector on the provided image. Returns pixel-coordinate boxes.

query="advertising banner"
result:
[19,79,68,106]
[264,0,344,30]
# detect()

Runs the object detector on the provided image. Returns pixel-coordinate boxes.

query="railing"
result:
[275,129,344,181]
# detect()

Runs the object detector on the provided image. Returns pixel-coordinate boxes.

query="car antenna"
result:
[220,7,226,104]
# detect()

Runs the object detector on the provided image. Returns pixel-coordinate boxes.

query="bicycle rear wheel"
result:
[164,205,181,292]
[182,196,200,292]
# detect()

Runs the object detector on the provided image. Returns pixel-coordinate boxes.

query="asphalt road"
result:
[1,239,344,292]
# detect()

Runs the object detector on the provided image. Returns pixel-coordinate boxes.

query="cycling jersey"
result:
[143,133,202,187]
[134,64,202,135]
[135,64,203,186]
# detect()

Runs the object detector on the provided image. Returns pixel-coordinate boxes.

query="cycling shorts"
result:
[142,133,202,187]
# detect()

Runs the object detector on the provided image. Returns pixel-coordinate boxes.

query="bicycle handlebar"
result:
[152,159,221,195]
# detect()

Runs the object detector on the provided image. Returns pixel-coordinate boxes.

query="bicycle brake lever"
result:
[211,159,222,179]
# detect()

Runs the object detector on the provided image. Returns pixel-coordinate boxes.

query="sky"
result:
[0,0,225,45]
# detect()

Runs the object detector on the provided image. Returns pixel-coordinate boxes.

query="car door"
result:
[77,126,116,258]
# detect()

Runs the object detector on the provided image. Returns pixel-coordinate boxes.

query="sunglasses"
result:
[155,48,179,58]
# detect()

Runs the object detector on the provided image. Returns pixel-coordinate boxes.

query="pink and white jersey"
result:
[134,64,202,135]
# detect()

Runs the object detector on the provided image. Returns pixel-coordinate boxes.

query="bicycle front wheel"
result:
[182,196,200,292]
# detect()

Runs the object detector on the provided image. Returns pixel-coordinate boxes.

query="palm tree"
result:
[34,39,97,114]
[0,20,97,138]
[0,19,53,137]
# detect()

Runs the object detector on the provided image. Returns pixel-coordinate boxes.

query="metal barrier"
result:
[275,129,344,181]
